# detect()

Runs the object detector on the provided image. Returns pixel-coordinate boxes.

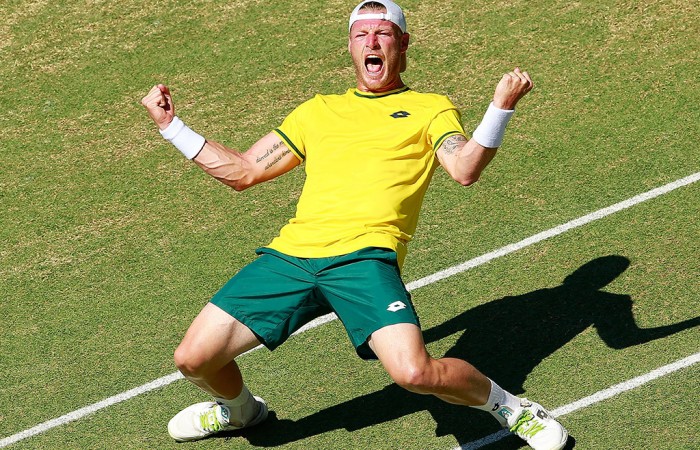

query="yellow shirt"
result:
[269,86,465,268]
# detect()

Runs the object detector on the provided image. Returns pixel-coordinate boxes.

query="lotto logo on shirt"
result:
[390,110,410,119]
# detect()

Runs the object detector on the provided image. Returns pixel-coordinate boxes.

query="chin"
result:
[363,80,386,91]
[360,74,394,92]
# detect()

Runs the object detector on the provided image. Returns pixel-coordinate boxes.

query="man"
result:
[141,1,567,449]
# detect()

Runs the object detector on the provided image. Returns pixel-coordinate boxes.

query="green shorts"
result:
[210,247,419,360]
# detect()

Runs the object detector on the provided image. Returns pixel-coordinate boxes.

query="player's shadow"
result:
[227,255,698,448]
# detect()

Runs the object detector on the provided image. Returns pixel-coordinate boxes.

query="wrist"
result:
[159,116,205,159]
[492,99,516,110]
[158,118,174,131]
[471,102,515,148]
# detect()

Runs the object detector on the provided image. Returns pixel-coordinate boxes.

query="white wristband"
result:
[472,102,515,148]
[159,116,206,160]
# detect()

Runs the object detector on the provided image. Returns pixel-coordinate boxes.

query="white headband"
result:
[349,1,407,33]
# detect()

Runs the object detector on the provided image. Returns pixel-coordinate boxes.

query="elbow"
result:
[218,170,258,192]
[448,165,483,187]
[221,177,252,192]
[455,175,480,187]
[229,180,252,192]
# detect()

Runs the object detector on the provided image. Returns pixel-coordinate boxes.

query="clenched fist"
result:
[141,84,175,130]
[492,68,533,111]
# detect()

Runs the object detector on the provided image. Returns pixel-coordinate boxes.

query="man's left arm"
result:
[437,68,533,185]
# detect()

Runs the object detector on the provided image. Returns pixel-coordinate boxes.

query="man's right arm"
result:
[193,133,299,191]
[141,84,299,191]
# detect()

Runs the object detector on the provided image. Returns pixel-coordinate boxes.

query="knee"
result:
[389,362,435,394]
[173,343,210,379]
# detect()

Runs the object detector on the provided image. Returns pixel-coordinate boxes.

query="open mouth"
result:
[365,55,384,74]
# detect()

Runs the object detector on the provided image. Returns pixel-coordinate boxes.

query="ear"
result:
[401,32,410,53]
[400,33,409,73]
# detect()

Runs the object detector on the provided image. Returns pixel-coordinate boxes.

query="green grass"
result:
[1,0,698,449]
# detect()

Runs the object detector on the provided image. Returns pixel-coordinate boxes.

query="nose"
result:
[365,32,380,49]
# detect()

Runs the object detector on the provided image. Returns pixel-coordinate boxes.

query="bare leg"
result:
[368,323,491,405]
[174,302,261,399]
[167,303,269,442]
[370,323,569,450]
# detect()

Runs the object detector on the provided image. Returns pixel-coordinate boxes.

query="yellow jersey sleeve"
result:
[272,97,315,161]
[429,108,466,151]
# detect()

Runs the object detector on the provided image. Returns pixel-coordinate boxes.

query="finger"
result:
[516,69,533,87]
[522,72,534,90]
[158,84,171,97]
[143,91,165,108]
[142,95,167,112]
[511,68,528,82]
[513,73,532,91]
[141,85,161,106]
[157,84,174,108]
[507,72,524,85]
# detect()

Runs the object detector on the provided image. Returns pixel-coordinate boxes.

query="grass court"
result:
[1,0,698,448]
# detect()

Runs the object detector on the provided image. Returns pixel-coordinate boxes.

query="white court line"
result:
[1,172,698,448]
[456,352,700,450]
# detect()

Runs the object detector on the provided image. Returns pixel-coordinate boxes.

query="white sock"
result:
[471,379,521,427]
[214,385,259,426]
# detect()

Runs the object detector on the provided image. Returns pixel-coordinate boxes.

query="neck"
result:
[356,78,405,93]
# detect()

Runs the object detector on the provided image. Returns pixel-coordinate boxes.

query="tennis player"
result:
[141,1,567,448]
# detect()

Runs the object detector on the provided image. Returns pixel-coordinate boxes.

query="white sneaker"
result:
[507,399,568,450]
[167,397,268,442]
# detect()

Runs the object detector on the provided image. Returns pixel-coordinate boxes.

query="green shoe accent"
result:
[199,406,225,433]
[510,410,547,439]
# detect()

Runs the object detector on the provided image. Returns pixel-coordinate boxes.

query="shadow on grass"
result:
[220,255,698,448]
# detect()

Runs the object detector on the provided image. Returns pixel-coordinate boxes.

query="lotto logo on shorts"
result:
[387,301,407,312]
